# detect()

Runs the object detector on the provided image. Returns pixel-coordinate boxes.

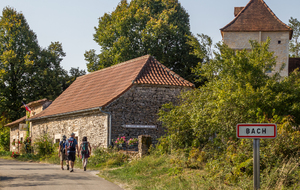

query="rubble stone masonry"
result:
[106,84,188,145]
[31,111,108,149]
[30,84,190,150]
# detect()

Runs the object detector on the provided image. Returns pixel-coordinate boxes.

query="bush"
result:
[88,147,129,168]
[34,134,55,156]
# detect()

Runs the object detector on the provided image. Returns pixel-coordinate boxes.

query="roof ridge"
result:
[132,56,152,83]
[259,0,292,31]
[155,60,194,86]
[220,0,293,38]
[220,0,253,31]
[135,56,194,87]
[78,55,151,79]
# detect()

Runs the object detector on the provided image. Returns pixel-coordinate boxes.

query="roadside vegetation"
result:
[2,40,300,189]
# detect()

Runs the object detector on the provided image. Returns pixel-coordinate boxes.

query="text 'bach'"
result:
[246,128,266,134]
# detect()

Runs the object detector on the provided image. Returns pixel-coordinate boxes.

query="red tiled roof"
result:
[289,58,300,74]
[5,116,26,127]
[30,55,194,120]
[221,0,293,39]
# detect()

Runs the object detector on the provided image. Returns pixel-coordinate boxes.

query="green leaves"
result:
[289,17,300,57]
[0,7,85,122]
[86,0,201,84]
[159,39,300,151]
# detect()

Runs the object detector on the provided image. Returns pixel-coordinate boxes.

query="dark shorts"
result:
[68,152,76,162]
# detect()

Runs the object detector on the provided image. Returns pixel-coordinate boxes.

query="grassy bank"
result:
[2,148,299,190]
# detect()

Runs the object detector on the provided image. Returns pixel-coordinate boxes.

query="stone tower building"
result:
[220,0,293,77]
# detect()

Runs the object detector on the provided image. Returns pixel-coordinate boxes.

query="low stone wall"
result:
[31,110,108,150]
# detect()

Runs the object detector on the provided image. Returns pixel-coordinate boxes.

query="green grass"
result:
[99,154,210,190]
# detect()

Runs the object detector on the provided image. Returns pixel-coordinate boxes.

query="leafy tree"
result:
[85,0,201,84]
[0,7,72,121]
[158,39,300,150]
[0,116,9,151]
[61,67,86,91]
[289,17,300,57]
[0,7,40,121]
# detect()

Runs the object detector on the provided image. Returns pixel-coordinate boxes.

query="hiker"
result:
[79,136,92,171]
[65,132,79,172]
[58,135,69,170]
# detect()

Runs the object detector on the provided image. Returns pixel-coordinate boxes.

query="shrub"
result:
[34,134,55,156]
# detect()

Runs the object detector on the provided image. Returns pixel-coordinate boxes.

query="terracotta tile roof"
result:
[29,55,194,120]
[5,116,26,127]
[221,0,293,39]
[289,58,300,74]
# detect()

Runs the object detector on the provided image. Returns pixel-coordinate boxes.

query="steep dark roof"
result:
[221,0,293,39]
[30,55,194,120]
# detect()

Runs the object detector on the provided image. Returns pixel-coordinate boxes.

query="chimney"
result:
[234,7,244,17]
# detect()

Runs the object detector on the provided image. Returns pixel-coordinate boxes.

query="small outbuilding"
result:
[6,99,52,152]
[27,55,194,148]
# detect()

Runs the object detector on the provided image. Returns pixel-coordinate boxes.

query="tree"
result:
[289,17,300,57]
[0,7,70,121]
[61,67,86,91]
[0,7,40,121]
[85,0,201,84]
[158,39,300,149]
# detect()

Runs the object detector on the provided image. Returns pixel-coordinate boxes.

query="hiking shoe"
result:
[70,169,74,172]
[84,167,86,171]
[61,167,64,170]
[67,165,69,170]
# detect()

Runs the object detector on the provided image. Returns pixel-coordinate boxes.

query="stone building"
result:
[5,99,52,152]
[26,55,194,148]
[220,0,293,77]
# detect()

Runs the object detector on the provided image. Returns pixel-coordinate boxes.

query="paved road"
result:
[0,159,124,190]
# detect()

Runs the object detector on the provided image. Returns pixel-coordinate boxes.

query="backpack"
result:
[60,140,66,153]
[67,138,76,151]
[81,141,88,155]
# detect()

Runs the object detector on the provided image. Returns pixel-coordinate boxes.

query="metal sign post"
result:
[236,124,277,190]
[253,139,260,190]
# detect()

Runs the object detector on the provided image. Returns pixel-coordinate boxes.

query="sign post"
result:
[236,124,277,190]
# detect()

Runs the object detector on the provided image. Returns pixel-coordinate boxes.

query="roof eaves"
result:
[27,107,101,121]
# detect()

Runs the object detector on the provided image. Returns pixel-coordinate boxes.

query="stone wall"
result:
[223,31,290,77]
[106,84,189,145]
[31,111,108,150]
[10,125,27,152]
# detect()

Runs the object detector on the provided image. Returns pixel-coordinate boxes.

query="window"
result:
[278,40,281,44]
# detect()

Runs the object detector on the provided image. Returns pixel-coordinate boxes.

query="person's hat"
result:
[62,135,66,140]
[70,132,75,136]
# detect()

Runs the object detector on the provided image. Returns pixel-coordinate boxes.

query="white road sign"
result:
[236,123,277,139]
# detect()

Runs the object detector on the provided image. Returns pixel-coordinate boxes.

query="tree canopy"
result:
[85,0,201,84]
[289,17,300,57]
[159,39,300,149]
[0,7,85,122]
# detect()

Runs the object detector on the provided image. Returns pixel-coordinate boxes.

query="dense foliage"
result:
[157,39,300,188]
[0,7,86,123]
[289,17,300,58]
[85,0,201,84]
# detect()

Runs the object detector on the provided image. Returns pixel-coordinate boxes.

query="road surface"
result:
[0,159,124,190]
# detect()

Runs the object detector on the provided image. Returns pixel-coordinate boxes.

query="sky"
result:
[0,0,299,73]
